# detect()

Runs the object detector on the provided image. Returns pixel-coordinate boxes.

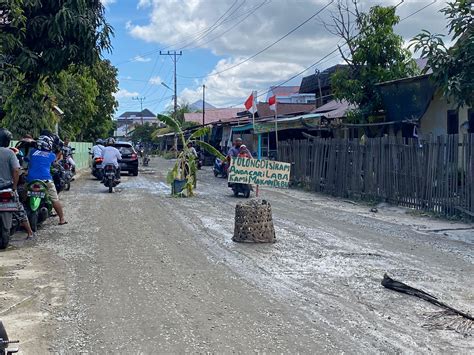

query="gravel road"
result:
[1,157,473,353]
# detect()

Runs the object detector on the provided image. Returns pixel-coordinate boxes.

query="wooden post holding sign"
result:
[228,157,291,189]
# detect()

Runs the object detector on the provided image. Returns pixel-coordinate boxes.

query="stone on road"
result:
[1,158,472,353]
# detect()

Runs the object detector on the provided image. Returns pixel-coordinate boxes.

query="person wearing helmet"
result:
[0,128,35,238]
[91,139,105,159]
[101,138,122,179]
[27,135,67,225]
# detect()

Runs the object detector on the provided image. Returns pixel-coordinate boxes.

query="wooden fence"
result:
[278,134,474,219]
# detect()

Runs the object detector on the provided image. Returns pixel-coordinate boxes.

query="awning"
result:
[253,113,323,134]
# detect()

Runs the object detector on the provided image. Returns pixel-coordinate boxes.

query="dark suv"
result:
[114,142,139,176]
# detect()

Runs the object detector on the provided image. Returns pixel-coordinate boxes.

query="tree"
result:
[411,0,473,108]
[131,123,156,143]
[0,0,112,82]
[52,66,99,141]
[166,102,193,123]
[82,59,119,141]
[328,1,417,122]
[0,0,113,136]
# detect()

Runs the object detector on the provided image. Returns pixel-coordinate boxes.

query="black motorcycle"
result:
[0,321,19,354]
[51,163,70,193]
[102,164,120,193]
[229,183,251,198]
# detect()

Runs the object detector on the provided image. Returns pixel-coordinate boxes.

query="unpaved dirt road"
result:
[1,157,473,353]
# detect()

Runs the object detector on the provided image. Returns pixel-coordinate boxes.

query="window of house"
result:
[447,110,459,135]
[468,109,474,134]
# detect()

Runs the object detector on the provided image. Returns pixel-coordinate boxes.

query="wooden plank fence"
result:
[278,134,474,219]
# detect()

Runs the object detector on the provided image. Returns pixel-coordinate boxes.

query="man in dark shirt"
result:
[0,128,35,238]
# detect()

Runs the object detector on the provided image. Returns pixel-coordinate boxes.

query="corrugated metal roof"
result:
[184,108,242,124]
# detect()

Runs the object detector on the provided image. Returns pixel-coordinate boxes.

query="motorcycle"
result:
[0,187,21,249]
[91,156,104,180]
[229,182,252,198]
[213,158,228,178]
[51,163,69,193]
[102,164,120,193]
[197,151,204,170]
[26,180,53,232]
[0,321,19,354]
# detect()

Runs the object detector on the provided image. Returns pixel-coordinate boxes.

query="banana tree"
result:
[158,114,225,196]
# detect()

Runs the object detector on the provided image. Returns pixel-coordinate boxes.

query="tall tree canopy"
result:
[329,2,417,122]
[0,0,115,138]
[0,0,112,82]
[411,0,473,108]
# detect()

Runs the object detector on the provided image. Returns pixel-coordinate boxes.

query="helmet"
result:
[0,128,13,147]
[96,139,104,145]
[106,137,116,146]
[37,135,54,151]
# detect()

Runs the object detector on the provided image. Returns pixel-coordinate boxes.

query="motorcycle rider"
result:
[238,145,253,159]
[227,137,243,161]
[26,135,67,225]
[0,128,35,238]
[91,139,104,159]
[101,138,122,180]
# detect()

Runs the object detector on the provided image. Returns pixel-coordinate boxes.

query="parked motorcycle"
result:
[102,164,120,193]
[197,151,204,170]
[0,187,21,249]
[51,163,70,193]
[142,154,150,166]
[213,158,228,178]
[26,180,53,232]
[229,182,251,198]
[0,321,19,354]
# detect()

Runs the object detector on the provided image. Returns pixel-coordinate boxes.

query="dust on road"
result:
[1,157,473,353]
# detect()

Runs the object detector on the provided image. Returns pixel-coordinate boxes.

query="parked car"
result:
[114,142,139,176]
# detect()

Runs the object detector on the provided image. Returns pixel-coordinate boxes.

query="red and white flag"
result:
[268,95,277,111]
[244,92,257,114]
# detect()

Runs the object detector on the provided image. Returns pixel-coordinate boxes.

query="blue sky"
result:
[103,0,448,117]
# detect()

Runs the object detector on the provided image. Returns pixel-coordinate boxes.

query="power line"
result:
[213,0,439,108]
[185,0,270,51]
[178,0,334,79]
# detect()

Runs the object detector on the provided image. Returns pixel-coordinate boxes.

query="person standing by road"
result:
[27,135,67,225]
[0,128,35,238]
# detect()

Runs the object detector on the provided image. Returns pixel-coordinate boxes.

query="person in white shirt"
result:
[101,138,122,179]
[91,139,105,159]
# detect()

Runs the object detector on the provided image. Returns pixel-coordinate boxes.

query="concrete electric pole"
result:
[160,50,182,120]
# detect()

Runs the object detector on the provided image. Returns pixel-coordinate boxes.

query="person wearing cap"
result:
[226,137,243,162]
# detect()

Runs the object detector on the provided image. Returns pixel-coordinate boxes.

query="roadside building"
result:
[299,64,347,108]
[114,108,161,139]
[266,86,315,104]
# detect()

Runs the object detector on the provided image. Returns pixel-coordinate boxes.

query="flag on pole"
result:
[268,95,277,111]
[244,92,257,114]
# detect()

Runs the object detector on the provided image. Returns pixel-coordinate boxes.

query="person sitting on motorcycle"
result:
[186,141,198,159]
[0,128,35,238]
[62,137,76,172]
[26,135,67,225]
[238,145,253,159]
[92,139,105,159]
[101,138,122,180]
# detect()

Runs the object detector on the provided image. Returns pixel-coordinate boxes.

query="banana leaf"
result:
[189,126,210,140]
[195,140,226,160]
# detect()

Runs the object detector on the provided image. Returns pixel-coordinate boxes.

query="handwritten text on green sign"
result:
[228,157,291,188]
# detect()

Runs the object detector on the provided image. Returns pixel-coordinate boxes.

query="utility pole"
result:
[160,50,182,120]
[202,85,206,126]
[133,96,146,125]
[315,69,323,108]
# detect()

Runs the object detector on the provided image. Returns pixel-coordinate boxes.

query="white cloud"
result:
[128,0,449,107]
[131,55,152,62]
[149,76,162,85]
[114,89,140,98]
[101,0,116,6]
